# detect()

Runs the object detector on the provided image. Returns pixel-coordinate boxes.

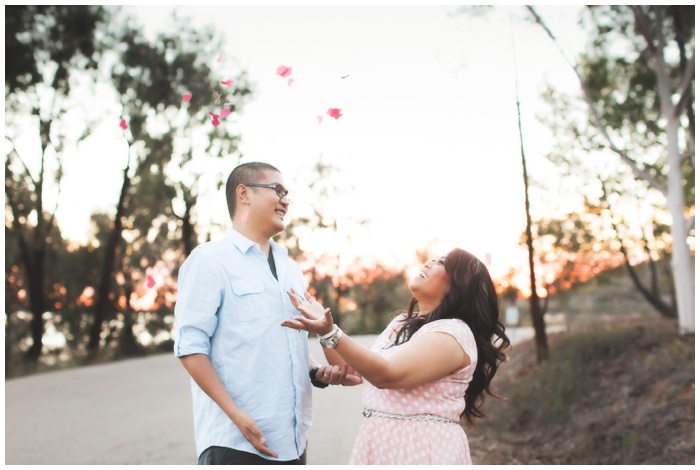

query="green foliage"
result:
[532,6,693,321]
[5,5,105,94]
[5,5,254,366]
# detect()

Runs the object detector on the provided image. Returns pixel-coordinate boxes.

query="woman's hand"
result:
[314,363,363,387]
[282,289,335,336]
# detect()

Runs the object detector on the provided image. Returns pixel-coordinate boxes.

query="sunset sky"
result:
[53,4,588,282]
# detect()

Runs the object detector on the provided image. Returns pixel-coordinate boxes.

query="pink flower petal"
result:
[182,93,192,102]
[276,65,292,78]
[220,79,233,86]
[327,108,343,119]
[210,112,221,126]
[219,109,231,119]
[317,115,323,124]
[119,119,128,130]
[288,78,295,86]
[216,53,223,63]
[146,275,156,288]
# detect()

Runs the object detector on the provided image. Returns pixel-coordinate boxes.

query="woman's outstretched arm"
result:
[282,290,469,389]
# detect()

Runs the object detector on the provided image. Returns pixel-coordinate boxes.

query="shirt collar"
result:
[226,228,289,257]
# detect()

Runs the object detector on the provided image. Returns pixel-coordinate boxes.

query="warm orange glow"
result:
[340,297,358,312]
[77,287,95,307]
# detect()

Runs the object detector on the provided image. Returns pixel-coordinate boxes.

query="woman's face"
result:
[408,255,452,310]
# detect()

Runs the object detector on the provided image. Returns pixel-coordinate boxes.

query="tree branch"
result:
[5,137,38,187]
[526,5,666,194]
[674,50,695,119]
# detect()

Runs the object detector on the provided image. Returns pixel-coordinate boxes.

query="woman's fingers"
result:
[280,319,306,330]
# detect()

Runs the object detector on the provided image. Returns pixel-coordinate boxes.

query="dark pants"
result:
[198,446,307,465]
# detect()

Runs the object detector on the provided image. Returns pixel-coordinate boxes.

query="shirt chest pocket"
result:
[231,280,270,321]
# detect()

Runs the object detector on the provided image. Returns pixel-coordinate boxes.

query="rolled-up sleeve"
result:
[174,249,224,358]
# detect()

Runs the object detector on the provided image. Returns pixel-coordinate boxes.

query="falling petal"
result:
[327,108,343,119]
[241,211,249,222]
[146,275,156,288]
[317,115,323,124]
[276,65,292,78]
[119,119,128,130]
[210,112,221,126]
[220,109,231,118]
[220,79,233,86]
[216,52,223,63]
[287,78,295,86]
[182,93,192,102]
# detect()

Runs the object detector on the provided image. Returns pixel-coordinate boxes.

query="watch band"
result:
[319,325,343,349]
[309,367,328,389]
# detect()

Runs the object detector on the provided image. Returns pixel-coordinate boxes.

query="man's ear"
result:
[236,184,251,206]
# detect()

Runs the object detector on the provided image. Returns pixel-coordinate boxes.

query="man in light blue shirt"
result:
[174,162,358,465]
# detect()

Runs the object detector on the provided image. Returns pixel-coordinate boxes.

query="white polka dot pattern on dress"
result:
[349,315,478,465]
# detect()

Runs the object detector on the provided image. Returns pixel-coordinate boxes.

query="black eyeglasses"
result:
[242,183,289,200]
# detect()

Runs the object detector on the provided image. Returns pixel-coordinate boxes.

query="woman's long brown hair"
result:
[394,248,510,425]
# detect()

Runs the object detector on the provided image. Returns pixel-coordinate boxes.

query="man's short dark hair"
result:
[225,162,281,218]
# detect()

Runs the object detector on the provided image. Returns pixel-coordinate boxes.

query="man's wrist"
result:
[309,367,328,389]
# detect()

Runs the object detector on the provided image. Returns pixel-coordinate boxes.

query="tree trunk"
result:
[181,196,196,257]
[512,31,549,361]
[641,5,695,334]
[523,167,549,362]
[665,115,695,334]
[25,248,46,361]
[88,168,131,353]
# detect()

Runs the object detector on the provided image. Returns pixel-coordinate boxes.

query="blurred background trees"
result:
[5,5,694,377]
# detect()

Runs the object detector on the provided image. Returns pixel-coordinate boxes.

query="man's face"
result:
[243,170,290,237]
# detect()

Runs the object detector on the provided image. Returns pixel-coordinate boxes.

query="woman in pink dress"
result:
[283,248,511,465]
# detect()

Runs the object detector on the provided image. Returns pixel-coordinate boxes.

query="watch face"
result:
[320,327,342,348]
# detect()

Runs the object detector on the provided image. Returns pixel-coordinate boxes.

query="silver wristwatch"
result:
[318,325,343,349]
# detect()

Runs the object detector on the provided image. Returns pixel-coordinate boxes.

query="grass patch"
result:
[506,324,645,427]
[471,317,694,465]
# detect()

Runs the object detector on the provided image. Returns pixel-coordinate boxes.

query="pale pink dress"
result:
[349,314,478,465]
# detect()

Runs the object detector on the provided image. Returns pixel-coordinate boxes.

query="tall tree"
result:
[87,13,252,354]
[528,5,695,334]
[5,6,107,362]
[512,18,548,361]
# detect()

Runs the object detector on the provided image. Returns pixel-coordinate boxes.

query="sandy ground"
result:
[5,327,543,465]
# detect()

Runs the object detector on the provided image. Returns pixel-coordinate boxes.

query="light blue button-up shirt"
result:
[173,228,312,461]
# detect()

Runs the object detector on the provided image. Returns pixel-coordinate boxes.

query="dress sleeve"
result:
[418,320,478,365]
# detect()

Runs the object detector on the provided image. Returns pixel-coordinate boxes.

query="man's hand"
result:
[180,354,279,458]
[231,410,279,458]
